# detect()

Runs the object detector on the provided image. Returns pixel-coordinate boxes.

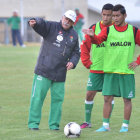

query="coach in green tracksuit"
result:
[28,10,80,130]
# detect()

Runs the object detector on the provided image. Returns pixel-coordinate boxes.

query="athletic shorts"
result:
[87,73,104,91]
[102,73,135,99]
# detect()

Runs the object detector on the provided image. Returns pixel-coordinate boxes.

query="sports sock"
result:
[122,120,129,128]
[110,100,115,118]
[103,118,110,128]
[85,100,94,123]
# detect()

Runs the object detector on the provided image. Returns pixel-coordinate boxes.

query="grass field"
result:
[0,44,140,140]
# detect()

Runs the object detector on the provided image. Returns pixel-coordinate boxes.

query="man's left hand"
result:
[128,61,138,70]
[66,62,74,70]
[82,29,94,36]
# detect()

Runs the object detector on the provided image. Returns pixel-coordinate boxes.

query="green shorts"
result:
[87,73,104,91]
[102,73,135,99]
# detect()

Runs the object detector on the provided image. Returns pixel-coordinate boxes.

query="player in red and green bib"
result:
[80,3,114,129]
[83,4,140,132]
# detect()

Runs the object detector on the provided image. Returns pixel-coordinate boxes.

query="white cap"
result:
[64,10,76,22]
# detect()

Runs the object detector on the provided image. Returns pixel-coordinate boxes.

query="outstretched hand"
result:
[128,61,138,70]
[82,29,94,36]
[29,20,36,27]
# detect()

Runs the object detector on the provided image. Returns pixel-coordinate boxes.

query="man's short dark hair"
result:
[102,3,114,11]
[113,4,126,15]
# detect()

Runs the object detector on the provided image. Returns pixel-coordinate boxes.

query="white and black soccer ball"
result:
[64,122,81,138]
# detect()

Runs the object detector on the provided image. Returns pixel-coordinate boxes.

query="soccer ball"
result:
[64,122,81,138]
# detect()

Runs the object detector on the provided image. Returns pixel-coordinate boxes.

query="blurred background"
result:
[0,0,140,45]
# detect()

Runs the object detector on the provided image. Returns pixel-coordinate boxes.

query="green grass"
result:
[0,45,140,140]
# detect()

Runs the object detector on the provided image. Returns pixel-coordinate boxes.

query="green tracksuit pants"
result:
[28,74,65,130]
